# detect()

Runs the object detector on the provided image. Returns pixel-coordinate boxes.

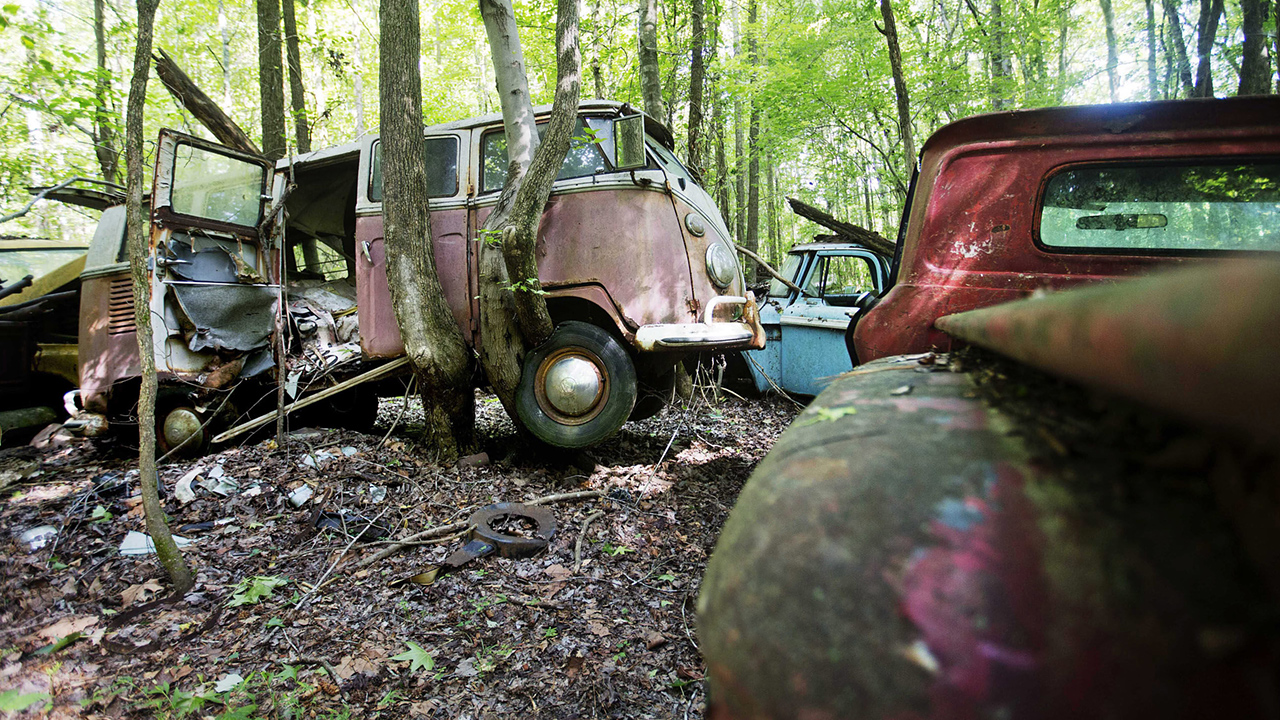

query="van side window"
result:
[1040,161,1280,252]
[369,136,459,202]
[481,118,610,193]
[804,255,876,306]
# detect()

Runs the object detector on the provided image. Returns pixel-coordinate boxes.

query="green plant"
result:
[601,543,634,556]
[542,627,558,638]
[612,640,630,661]
[90,504,113,523]
[505,277,548,296]
[390,642,435,674]
[0,689,49,713]
[227,576,288,607]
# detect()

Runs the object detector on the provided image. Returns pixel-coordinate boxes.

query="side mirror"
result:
[612,114,647,170]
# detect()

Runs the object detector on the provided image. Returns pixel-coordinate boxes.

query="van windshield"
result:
[481,118,611,192]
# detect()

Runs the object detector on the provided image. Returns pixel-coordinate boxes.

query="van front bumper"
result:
[634,293,767,352]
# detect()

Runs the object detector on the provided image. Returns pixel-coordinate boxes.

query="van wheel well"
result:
[545,296,625,339]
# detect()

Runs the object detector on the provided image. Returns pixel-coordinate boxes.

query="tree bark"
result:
[258,0,287,159]
[380,0,476,459]
[590,0,605,97]
[92,0,118,184]
[1100,0,1121,101]
[638,0,665,120]
[1163,0,1196,96]
[878,0,916,171]
[154,49,261,156]
[127,0,194,596]
[218,0,232,107]
[989,0,1014,109]
[353,34,367,136]
[1238,0,1271,95]
[1193,0,1224,97]
[282,0,311,153]
[687,0,706,177]
[1146,0,1160,99]
[474,0,579,420]
[744,0,761,283]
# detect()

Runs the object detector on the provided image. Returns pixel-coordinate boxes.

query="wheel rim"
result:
[162,406,205,453]
[534,347,609,426]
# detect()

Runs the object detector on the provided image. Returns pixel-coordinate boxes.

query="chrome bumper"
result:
[634,293,767,351]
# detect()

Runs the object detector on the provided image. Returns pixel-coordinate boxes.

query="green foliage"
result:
[0,689,49,713]
[227,576,288,607]
[390,641,435,673]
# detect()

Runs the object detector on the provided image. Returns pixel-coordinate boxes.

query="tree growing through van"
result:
[379,0,476,459]
[125,0,194,594]
[473,0,582,420]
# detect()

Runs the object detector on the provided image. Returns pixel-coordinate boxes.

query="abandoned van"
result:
[75,101,763,451]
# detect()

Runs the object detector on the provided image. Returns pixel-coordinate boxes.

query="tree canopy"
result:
[0,0,1273,258]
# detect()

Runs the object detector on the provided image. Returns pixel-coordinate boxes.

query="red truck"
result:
[699,96,1280,720]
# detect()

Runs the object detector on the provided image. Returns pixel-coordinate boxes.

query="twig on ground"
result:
[526,489,605,506]
[295,506,389,610]
[379,375,416,448]
[573,510,605,573]
[285,655,348,702]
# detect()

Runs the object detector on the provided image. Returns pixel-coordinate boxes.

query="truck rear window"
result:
[1039,161,1280,253]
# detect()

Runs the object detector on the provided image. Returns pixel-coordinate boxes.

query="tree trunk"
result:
[154,49,261,156]
[878,0,916,171]
[590,0,605,97]
[734,97,745,244]
[282,0,311,153]
[638,0,665,120]
[258,0,287,159]
[1055,1,1070,102]
[219,0,232,107]
[1163,0,1196,96]
[353,34,367,136]
[745,0,760,283]
[1238,0,1271,95]
[1100,0,1121,101]
[1193,0,1224,97]
[990,0,1015,109]
[474,0,579,420]
[687,0,706,177]
[127,0,194,596]
[1146,0,1160,99]
[380,0,476,459]
[93,0,118,184]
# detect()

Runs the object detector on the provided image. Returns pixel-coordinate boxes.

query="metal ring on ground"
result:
[467,502,557,558]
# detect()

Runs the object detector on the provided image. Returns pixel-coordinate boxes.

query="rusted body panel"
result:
[855,97,1280,363]
[700,359,1279,720]
[935,260,1280,445]
[77,272,138,414]
[356,208,473,357]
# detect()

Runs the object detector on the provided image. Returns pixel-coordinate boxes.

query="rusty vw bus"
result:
[75,101,762,450]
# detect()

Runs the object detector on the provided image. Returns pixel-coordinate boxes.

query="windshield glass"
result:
[0,248,84,284]
[768,254,804,297]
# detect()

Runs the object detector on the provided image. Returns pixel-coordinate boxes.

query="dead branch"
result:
[153,48,261,156]
[284,656,348,702]
[526,489,605,506]
[573,510,605,573]
[785,197,897,256]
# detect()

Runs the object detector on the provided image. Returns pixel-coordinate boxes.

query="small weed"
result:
[612,640,630,661]
[542,627,558,638]
[90,504,113,523]
[601,543,634,556]
[228,576,288,607]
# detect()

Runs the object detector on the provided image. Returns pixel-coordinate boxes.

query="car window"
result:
[0,248,84,283]
[1040,161,1280,252]
[170,141,268,227]
[647,137,695,188]
[290,237,348,281]
[768,254,804,297]
[481,118,610,193]
[803,255,876,303]
[369,136,459,201]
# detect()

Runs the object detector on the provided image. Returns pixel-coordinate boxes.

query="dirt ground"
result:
[0,387,799,719]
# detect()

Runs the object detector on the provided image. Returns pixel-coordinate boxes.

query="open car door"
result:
[147,130,278,378]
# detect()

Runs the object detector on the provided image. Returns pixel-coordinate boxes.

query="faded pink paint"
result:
[855,96,1280,363]
[77,272,140,413]
[356,208,473,357]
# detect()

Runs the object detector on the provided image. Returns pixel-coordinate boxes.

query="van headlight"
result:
[706,242,736,288]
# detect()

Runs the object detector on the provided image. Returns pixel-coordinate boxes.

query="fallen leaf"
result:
[588,621,611,637]
[544,564,573,580]
[35,615,98,641]
[122,579,163,607]
[644,630,667,650]
[454,658,479,678]
[389,642,434,674]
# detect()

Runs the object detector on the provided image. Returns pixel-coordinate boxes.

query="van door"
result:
[148,130,277,376]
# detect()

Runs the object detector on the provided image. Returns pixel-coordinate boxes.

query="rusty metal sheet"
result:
[935,260,1280,446]
[699,358,1280,720]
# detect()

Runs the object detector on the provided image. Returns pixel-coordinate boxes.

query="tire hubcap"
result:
[162,407,204,452]
[536,349,607,424]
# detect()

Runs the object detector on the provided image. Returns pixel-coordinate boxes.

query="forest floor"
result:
[0,385,799,719]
